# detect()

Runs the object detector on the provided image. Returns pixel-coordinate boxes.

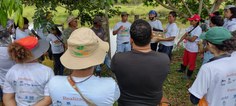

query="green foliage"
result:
[23,0,121,28]
[143,0,215,23]
[0,0,23,28]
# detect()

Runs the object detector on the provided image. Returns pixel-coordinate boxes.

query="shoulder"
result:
[126,21,131,25]
[92,76,117,87]
[112,52,131,59]
[37,63,53,71]
[156,52,170,60]
[156,20,162,23]
[49,76,67,84]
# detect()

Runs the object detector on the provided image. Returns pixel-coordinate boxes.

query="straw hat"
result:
[60,27,109,70]
[67,16,77,25]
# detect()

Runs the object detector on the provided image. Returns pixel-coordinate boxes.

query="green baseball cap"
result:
[200,27,232,44]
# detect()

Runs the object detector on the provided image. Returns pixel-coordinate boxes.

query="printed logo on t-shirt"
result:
[119,27,129,37]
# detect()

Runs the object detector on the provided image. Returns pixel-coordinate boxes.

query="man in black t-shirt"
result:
[111,19,170,106]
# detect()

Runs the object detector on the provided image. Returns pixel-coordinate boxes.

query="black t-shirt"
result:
[111,50,170,106]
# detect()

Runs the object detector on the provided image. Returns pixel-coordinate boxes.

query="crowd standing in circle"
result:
[0,4,236,106]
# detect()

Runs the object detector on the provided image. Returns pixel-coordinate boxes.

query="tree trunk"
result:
[210,0,225,13]
[104,5,111,58]
[198,0,204,15]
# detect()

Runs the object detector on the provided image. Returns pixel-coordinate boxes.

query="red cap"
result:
[16,36,38,50]
[188,14,201,22]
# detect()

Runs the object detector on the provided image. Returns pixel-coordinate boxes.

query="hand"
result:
[54,40,60,44]
[119,26,125,31]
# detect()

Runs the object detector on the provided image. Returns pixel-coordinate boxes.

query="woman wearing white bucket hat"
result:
[3,36,54,106]
[48,27,120,106]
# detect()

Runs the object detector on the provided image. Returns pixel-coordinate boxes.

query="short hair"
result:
[210,15,224,26]
[23,17,29,24]
[169,11,177,18]
[130,19,152,46]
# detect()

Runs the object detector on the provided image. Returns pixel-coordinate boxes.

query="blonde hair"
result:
[8,42,33,63]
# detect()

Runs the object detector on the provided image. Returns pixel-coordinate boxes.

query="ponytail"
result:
[8,42,33,63]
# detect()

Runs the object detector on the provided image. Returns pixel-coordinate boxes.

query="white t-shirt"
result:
[0,47,15,87]
[148,20,163,43]
[160,23,178,46]
[189,56,236,106]
[48,76,120,106]
[223,18,236,32]
[46,34,64,54]
[15,27,31,40]
[3,63,54,106]
[113,21,131,44]
[185,26,202,52]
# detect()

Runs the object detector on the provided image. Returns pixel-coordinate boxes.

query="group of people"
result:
[0,4,236,106]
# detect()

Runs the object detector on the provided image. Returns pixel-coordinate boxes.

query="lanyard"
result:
[67,75,96,106]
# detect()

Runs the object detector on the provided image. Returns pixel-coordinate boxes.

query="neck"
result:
[122,20,126,23]
[132,43,152,53]
[70,26,77,30]
[71,67,94,77]
[169,21,174,24]
[213,50,227,57]
[19,28,25,31]
[27,59,38,63]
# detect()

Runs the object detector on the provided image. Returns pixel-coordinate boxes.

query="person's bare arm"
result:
[3,93,16,106]
[157,36,175,42]
[177,32,188,46]
[185,36,198,42]
[113,26,123,35]
[34,96,52,106]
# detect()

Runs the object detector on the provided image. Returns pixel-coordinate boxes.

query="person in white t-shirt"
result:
[113,12,131,53]
[189,27,236,106]
[148,10,163,51]
[15,17,32,40]
[0,20,15,103]
[223,5,236,32]
[157,11,178,59]
[48,28,120,106]
[3,36,54,106]
[177,14,202,79]
[46,26,64,75]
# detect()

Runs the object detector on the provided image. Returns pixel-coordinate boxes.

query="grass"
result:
[21,4,188,29]
[162,48,202,106]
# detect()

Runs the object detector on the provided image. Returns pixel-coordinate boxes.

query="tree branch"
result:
[166,0,175,8]
[198,0,204,15]
[210,0,224,13]
[155,0,189,18]
[202,2,210,14]
[181,0,193,16]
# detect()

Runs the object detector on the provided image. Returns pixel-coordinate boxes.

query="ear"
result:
[130,38,134,43]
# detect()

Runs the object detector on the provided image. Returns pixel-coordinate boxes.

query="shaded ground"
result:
[162,48,202,106]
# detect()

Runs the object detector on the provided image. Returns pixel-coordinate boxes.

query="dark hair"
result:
[169,11,177,18]
[23,17,29,24]
[213,11,220,16]
[229,7,236,20]
[16,17,29,28]
[8,42,33,63]
[130,19,152,46]
[51,26,62,37]
[207,37,236,52]
[210,15,224,26]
